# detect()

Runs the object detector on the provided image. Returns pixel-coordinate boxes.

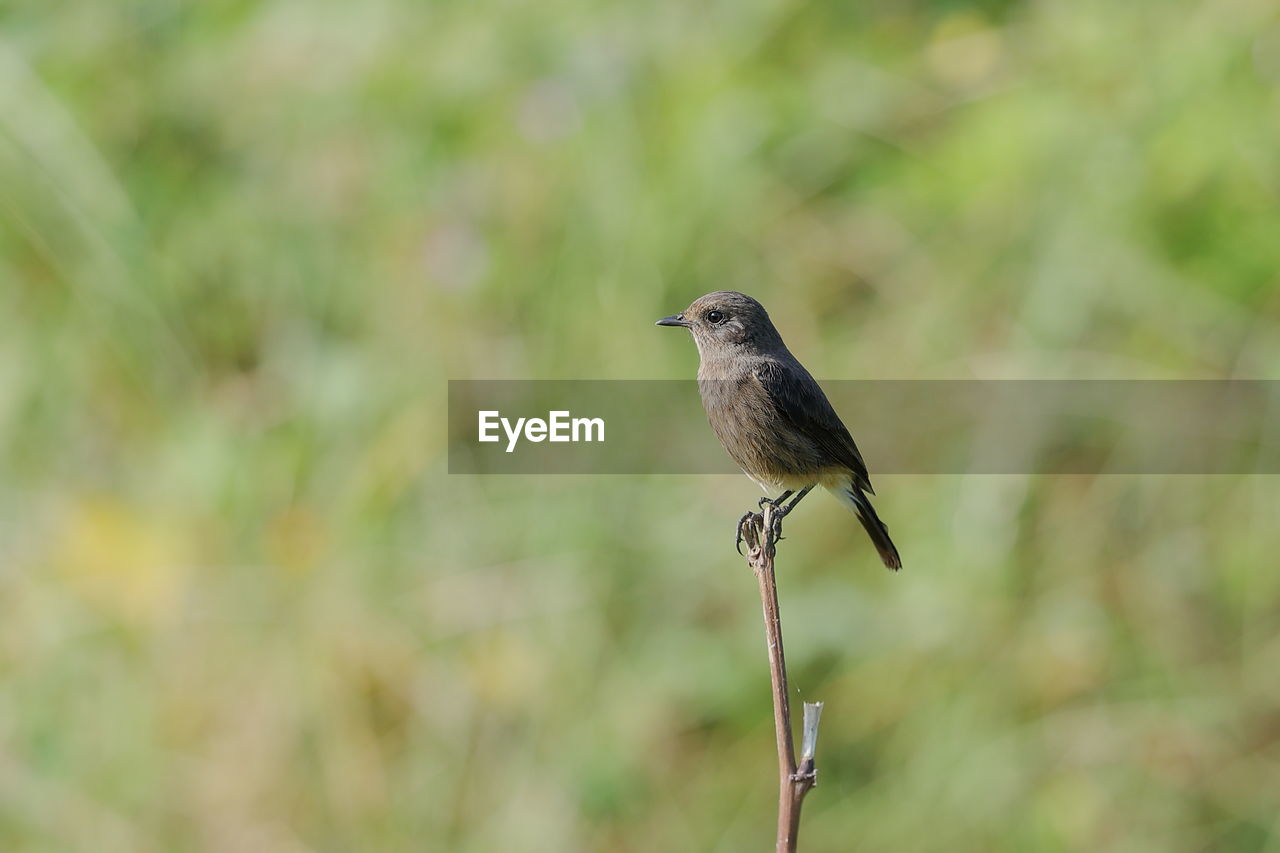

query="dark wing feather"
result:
[752,359,875,494]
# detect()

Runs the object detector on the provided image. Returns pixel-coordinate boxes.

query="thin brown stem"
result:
[740,502,821,852]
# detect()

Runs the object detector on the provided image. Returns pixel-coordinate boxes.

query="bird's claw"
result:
[737,507,752,555]
[736,504,788,555]
[735,511,759,555]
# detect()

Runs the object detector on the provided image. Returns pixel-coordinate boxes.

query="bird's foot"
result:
[740,488,805,553]
[769,509,785,542]
[736,511,762,555]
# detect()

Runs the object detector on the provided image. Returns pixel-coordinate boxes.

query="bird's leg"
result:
[748,491,795,551]
[742,487,814,553]
[768,485,814,541]
[777,485,814,518]
[758,490,793,511]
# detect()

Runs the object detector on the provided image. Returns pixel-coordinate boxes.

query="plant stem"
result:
[741,502,820,852]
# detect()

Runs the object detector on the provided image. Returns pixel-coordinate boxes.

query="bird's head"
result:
[656,291,782,357]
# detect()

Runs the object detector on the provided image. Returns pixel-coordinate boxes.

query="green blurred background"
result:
[3,1,1280,850]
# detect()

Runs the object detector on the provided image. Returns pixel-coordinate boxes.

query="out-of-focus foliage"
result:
[2,1,1279,850]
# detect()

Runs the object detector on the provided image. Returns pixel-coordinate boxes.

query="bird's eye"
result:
[706,310,726,324]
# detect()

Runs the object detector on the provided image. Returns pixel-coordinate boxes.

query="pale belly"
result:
[742,467,849,494]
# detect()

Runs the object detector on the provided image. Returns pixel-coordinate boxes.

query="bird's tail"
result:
[825,481,902,570]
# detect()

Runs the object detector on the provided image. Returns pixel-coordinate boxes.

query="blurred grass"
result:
[2,0,1280,850]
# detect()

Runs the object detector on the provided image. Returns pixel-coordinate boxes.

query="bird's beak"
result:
[656,314,690,327]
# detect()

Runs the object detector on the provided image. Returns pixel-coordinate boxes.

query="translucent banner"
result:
[447,380,1280,475]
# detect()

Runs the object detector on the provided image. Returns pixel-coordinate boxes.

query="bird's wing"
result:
[752,359,875,494]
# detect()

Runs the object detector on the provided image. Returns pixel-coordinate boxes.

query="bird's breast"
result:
[696,364,831,488]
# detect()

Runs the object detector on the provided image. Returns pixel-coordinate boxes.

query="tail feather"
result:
[826,482,902,570]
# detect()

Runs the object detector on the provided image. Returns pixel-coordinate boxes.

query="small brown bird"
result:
[658,291,901,569]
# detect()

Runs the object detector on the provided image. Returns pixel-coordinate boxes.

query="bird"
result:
[657,291,901,569]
